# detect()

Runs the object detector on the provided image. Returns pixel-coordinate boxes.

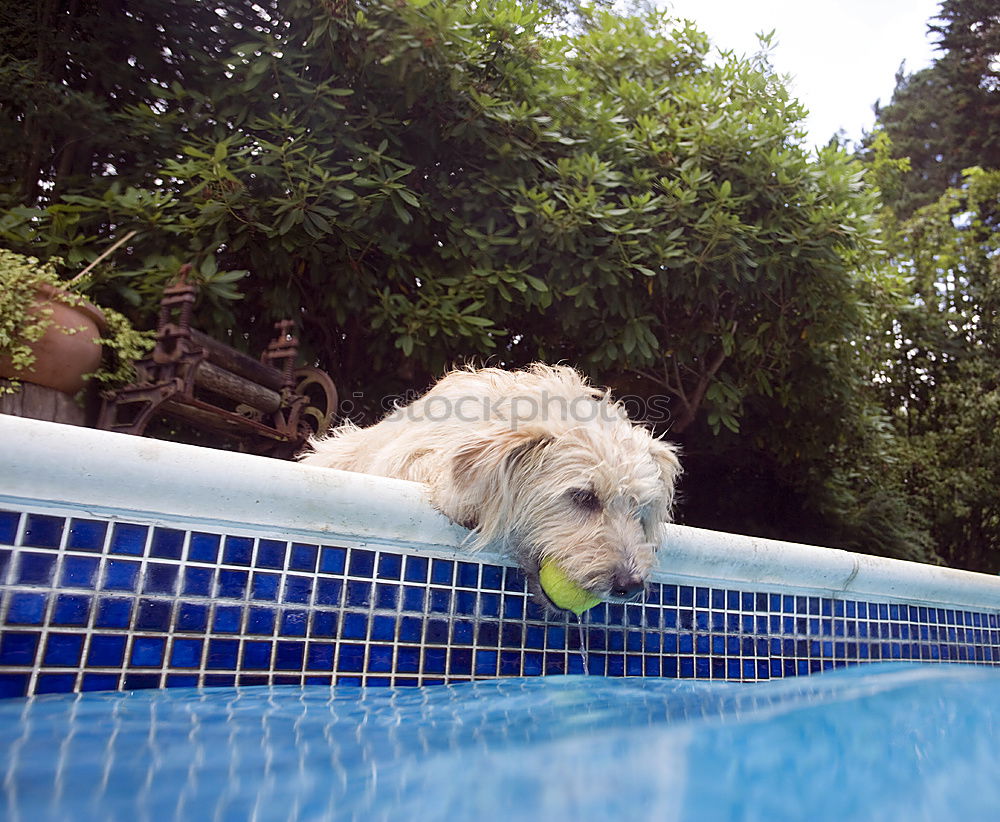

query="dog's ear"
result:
[649,438,681,513]
[446,428,552,545]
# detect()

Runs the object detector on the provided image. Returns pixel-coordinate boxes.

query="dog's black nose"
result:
[610,574,645,599]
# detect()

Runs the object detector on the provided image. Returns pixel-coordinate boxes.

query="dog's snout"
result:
[610,573,645,600]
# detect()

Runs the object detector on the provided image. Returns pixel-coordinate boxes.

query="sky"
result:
[662,0,943,148]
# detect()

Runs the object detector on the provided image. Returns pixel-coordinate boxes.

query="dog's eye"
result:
[568,488,601,512]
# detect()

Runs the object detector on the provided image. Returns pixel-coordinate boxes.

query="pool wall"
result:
[2,413,1000,698]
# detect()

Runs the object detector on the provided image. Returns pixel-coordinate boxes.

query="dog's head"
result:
[448,406,681,613]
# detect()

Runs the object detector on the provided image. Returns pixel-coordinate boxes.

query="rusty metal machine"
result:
[98,268,338,458]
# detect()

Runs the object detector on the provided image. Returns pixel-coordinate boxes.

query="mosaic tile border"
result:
[3,505,1000,698]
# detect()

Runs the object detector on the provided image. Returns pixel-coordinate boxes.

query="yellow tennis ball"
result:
[539,558,601,615]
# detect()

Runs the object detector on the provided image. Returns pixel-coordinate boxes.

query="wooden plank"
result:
[0,381,87,426]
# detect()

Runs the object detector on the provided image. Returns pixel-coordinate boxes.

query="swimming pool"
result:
[2,662,998,821]
[3,414,1000,697]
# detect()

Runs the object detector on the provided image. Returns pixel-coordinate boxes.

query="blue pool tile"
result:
[67,518,106,551]
[369,644,394,673]
[348,548,375,578]
[247,607,276,635]
[523,651,544,676]
[51,594,90,626]
[338,644,365,672]
[94,597,132,629]
[319,546,346,575]
[401,586,425,613]
[281,610,308,637]
[175,602,208,632]
[144,563,179,595]
[346,580,371,608]
[283,575,313,604]
[135,599,172,631]
[81,673,120,692]
[203,674,236,687]
[61,555,100,588]
[289,543,318,572]
[0,548,9,583]
[498,650,520,675]
[456,561,479,588]
[479,593,501,619]
[309,611,337,637]
[0,510,20,545]
[42,633,84,666]
[307,643,334,671]
[150,528,184,559]
[251,571,280,601]
[503,567,526,593]
[375,583,399,610]
[501,623,524,648]
[475,650,498,675]
[223,536,254,566]
[403,555,428,583]
[424,647,446,674]
[256,539,287,569]
[123,674,160,691]
[525,625,545,649]
[241,641,273,669]
[23,514,63,549]
[213,605,243,633]
[188,532,220,563]
[396,646,419,673]
[109,523,147,556]
[341,612,368,640]
[502,596,524,620]
[206,639,239,669]
[449,648,472,675]
[476,622,500,647]
[130,637,166,667]
[431,559,454,586]
[7,592,46,624]
[36,673,76,694]
[425,619,449,645]
[103,559,139,591]
[377,552,402,580]
[399,616,422,644]
[454,590,476,615]
[165,674,199,688]
[17,552,56,585]
[217,569,249,599]
[87,635,126,667]
[315,578,343,606]
[370,615,396,641]
[183,566,214,596]
[452,620,475,645]
[428,588,451,614]
[480,564,503,590]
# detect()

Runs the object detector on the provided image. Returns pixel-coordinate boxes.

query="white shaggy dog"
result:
[299,364,680,611]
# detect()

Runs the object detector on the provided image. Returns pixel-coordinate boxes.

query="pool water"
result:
[2,663,998,821]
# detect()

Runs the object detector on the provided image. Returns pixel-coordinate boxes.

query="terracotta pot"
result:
[0,284,107,395]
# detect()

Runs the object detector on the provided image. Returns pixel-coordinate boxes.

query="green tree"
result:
[871,0,1000,217]
[878,166,1000,570]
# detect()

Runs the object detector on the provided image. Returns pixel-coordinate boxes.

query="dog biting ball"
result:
[300,363,680,612]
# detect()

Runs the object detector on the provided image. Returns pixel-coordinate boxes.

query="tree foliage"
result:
[0,0,933,560]
[871,0,1000,218]
[877,165,1000,570]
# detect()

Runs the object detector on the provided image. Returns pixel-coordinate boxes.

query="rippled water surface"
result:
[2,663,999,821]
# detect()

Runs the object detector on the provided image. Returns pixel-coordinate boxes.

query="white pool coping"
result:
[3,413,1000,612]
